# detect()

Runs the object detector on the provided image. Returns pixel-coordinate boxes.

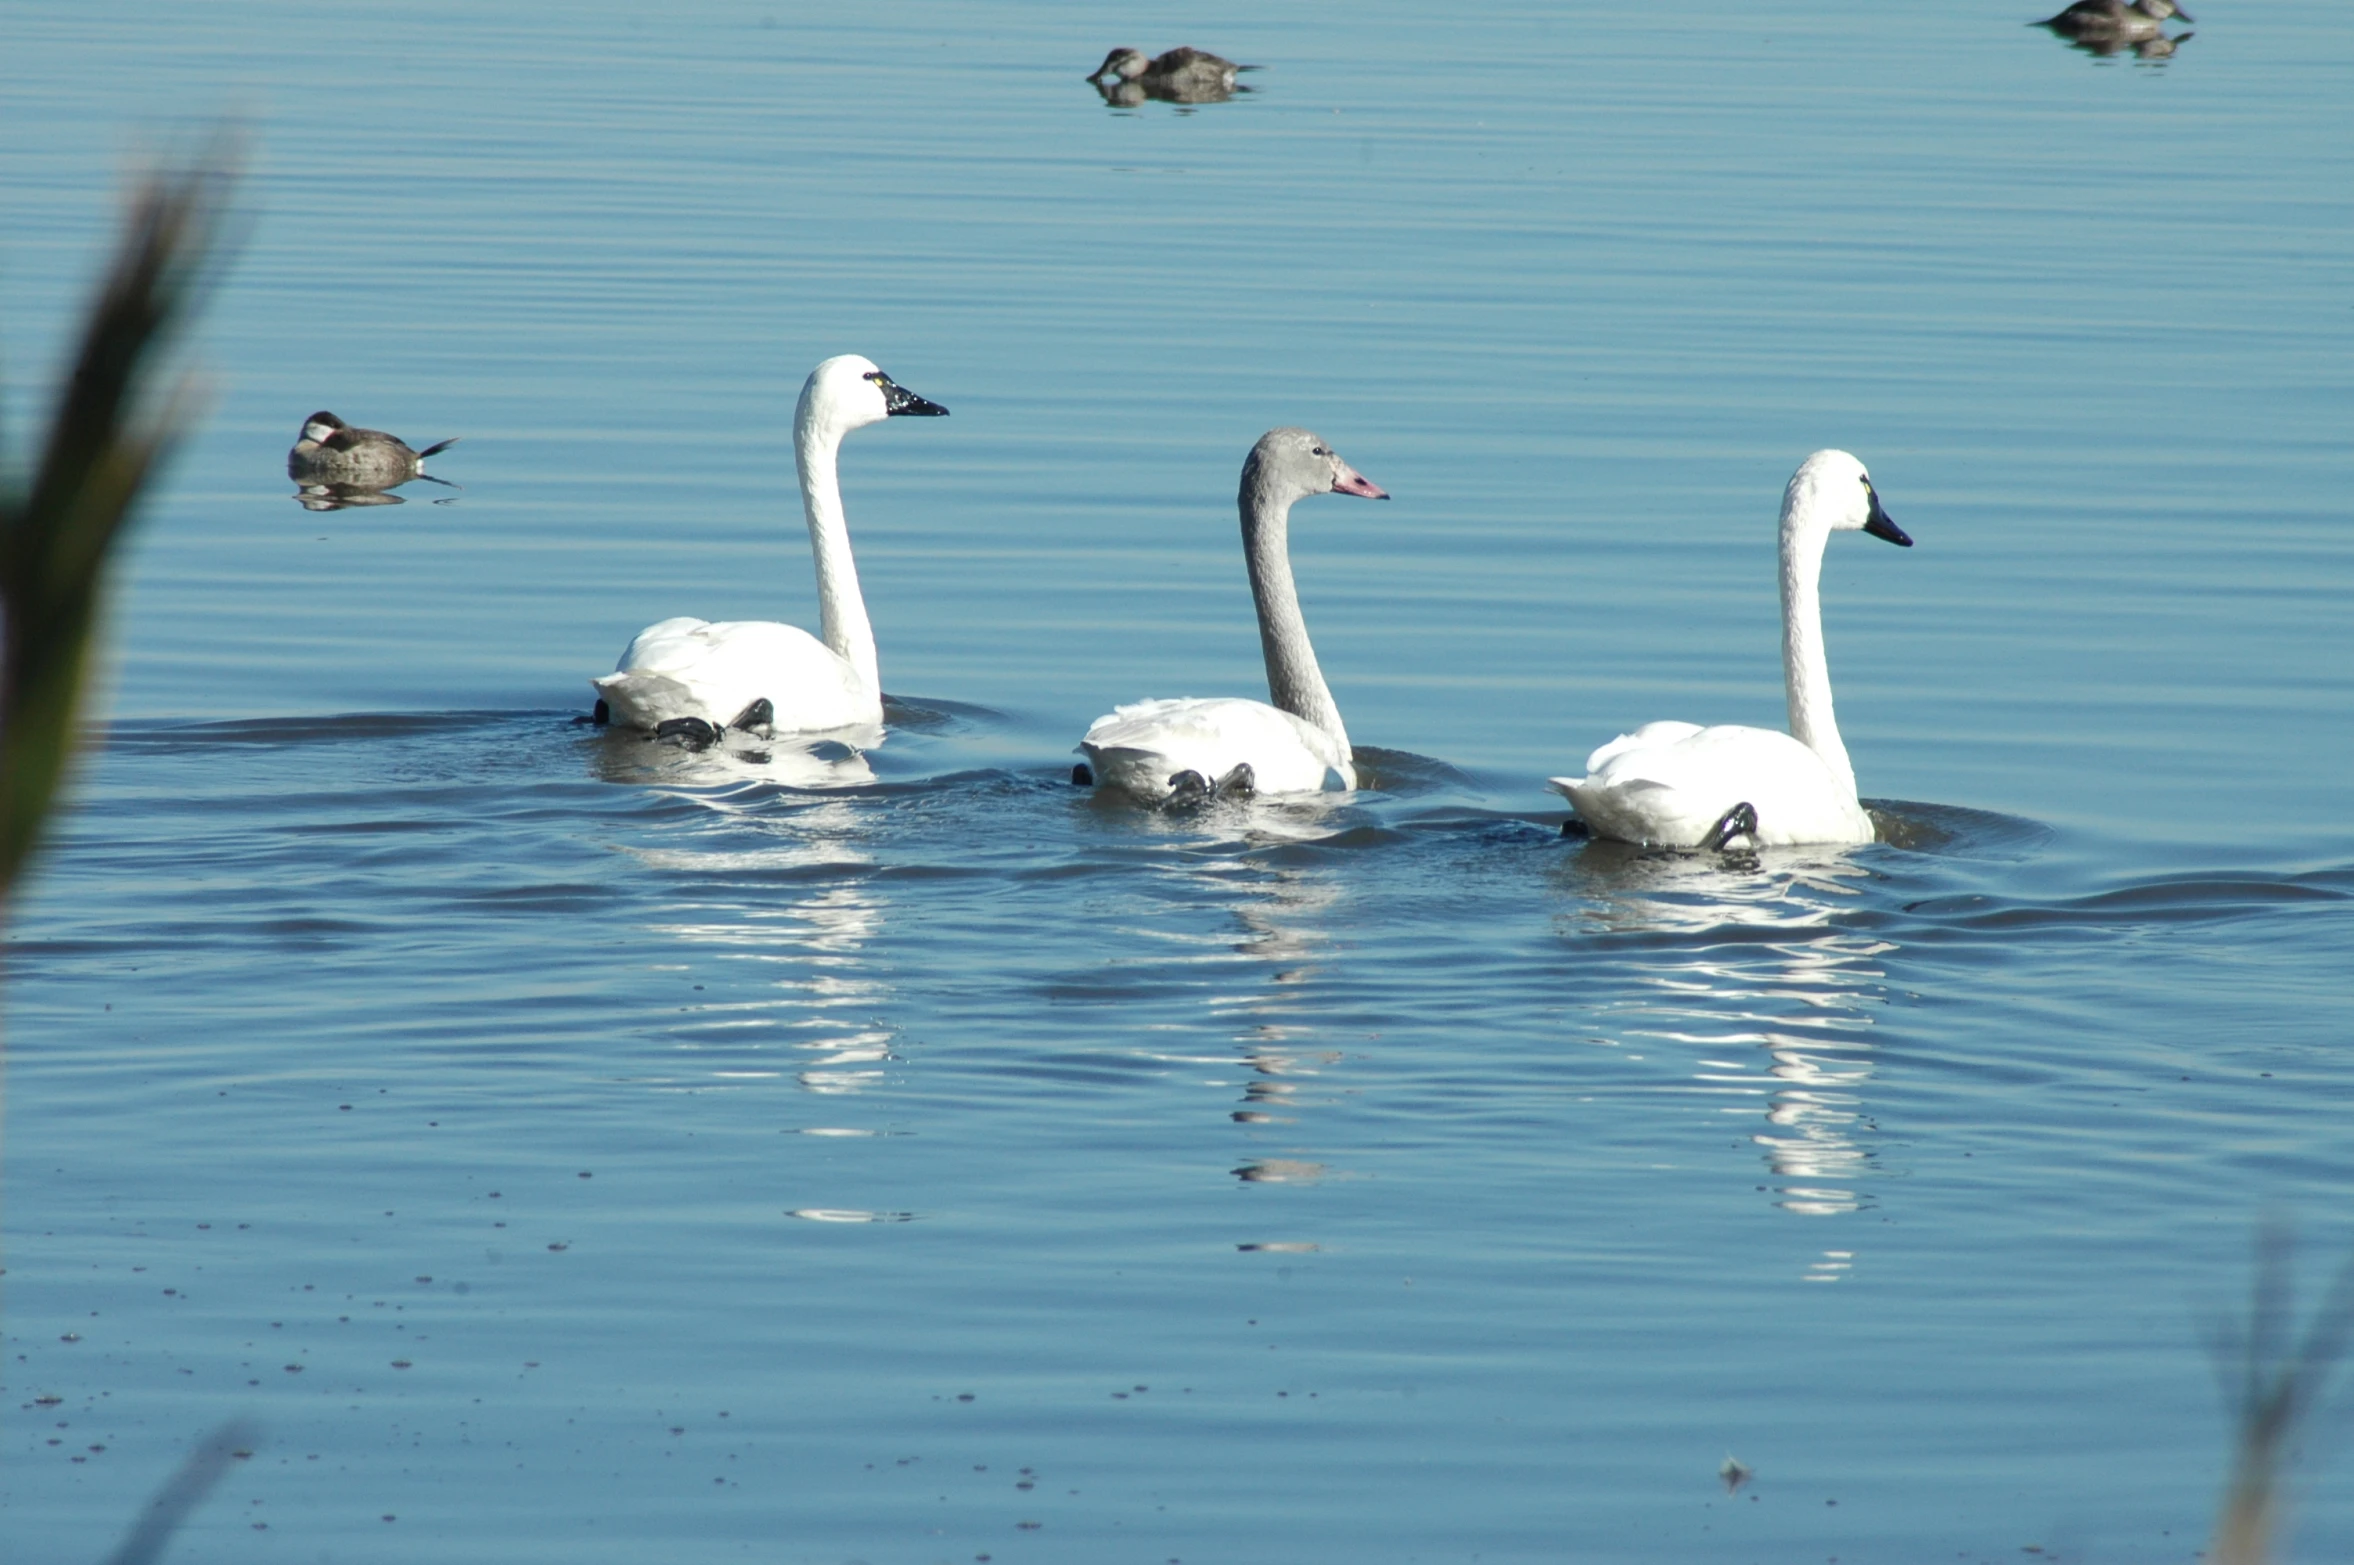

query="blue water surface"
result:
[4,2,2352,1562]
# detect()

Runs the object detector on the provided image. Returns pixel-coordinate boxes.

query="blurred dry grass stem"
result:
[0,142,236,899]
[100,1419,259,1565]
[2206,1224,2354,1565]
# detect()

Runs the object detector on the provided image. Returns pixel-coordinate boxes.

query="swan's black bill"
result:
[867,370,948,418]
[1863,490,1911,547]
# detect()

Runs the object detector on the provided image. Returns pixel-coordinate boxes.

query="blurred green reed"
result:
[2207,1225,2354,1565]
[1,145,248,1563]
[0,147,233,900]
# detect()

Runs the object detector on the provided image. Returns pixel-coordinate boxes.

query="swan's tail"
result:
[416,436,460,460]
[1547,774,1590,836]
[1078,742,1183,801]
[593,669,697,730]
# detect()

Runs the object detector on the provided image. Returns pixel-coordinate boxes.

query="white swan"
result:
[1551,449,1913,849]
[592,354,947,739]
[1078,428,1388,802]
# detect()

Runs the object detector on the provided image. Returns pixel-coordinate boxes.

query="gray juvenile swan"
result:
[286,411,458,487]
[1550,451,1913,849]
[593,354,947,740]
[1077,428,1387,803]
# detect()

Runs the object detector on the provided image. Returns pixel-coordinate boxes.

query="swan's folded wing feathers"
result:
[1080,697,1343,796]
[1584,721,1704,774]
[1559,723,1873,847]
[1082,697,1236,753]
[592,668,696,730]
[604,618,874,732]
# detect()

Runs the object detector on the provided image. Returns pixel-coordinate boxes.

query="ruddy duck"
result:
[1086,46,1249,96]
[287,411,459,487]
[2037,0,2192,40]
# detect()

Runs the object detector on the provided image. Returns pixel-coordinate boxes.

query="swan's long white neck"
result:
[1779,506,1855,799]
[1241,465,1349,755]
[795,406,878,698]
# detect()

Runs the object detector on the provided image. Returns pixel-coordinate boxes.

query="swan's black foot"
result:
[1560,816,1590,840]
[1071,763,1095,787]
[655,716,722,749]
[1211,762,1256,800]
[728,697,775,735]
[591,698,610,726]
[1701,801,1759,851]
[1165,769,1211,806]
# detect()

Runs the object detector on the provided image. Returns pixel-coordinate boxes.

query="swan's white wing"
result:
[1079,697,1349,799]
[1582,721,1705,775]
[596,617,878,732]
[1552,723,1872,847]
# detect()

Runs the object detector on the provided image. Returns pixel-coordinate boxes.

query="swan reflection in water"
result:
[1216,866,1347,1192]
[615,786,896,1096]
[1561,838,1893,1231]
[584,720,881,791]
[1108,801,1357,1200]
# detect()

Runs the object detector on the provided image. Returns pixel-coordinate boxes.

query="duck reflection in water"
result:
[1087,46,1256,107]
[2035,0,2193,59]
[287,410,461,509]
[294,481,412,512]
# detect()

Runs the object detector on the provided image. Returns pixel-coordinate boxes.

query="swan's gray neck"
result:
[796,415,878,697]
[1241,464,1349,755]
[1780,515,1855,798]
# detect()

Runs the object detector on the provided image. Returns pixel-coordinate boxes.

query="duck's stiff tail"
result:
[417,436,461,460]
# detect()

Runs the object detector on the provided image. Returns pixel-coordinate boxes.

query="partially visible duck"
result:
[287,411,459,487]
[1087,46,1250,96]
[2036,0,2192,40]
